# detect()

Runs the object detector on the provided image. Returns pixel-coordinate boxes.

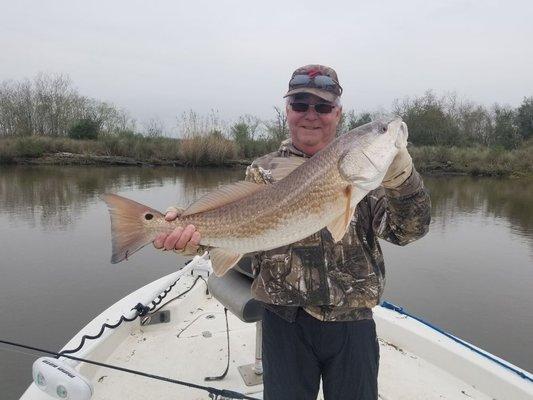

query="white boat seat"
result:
[207,269,263,323]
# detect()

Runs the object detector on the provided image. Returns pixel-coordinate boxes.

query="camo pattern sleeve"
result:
[243,139,303,184]
[369,168,431,245]
[244,160,274,184]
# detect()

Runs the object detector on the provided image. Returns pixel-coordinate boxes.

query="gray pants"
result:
[262,307,379,400]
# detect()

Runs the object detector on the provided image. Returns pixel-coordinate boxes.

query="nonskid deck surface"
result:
[76,274,491,400]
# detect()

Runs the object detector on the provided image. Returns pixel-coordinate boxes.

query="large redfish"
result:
[103,116,408,276]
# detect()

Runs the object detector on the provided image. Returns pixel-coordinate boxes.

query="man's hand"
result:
[153,206,201,254]
[382,147,413,189]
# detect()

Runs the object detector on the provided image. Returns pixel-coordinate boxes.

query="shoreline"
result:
[3,151,531,177]
[5,152,251,168]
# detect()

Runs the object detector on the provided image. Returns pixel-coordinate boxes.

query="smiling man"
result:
[155,64,431,400]
[285,66,342,155]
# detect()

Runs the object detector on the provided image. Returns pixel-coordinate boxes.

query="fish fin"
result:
[327,207,356,242]
[268,156,308,181]
[101,194,164,263]
[181,181,265,217]
[327,186,356,242]
[209,248,243,276]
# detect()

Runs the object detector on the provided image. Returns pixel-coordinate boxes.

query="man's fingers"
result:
[190,231,201,246]
[163,227,184,250]
[154,224,200,252]
[153,233,166,249]
[165,210,179,221]
[181,230,202,255]
[175,225,196,250]
[164,206,181,221]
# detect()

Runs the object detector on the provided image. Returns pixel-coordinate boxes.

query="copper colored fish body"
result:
[103,116,408,276]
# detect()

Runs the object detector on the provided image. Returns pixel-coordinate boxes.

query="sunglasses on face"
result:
[289,74,343,94]
[290,102,336,114]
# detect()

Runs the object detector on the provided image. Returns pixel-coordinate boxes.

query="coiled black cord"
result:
[60,265,200,356]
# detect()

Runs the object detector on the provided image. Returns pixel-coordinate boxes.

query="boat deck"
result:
[21,263,532,400]
[82,275,490,400]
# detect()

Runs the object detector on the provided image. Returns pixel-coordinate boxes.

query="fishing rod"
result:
[0,339,259,400]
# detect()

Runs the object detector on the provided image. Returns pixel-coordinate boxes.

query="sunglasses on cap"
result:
[290,102,336,114]
[289,74,343,94]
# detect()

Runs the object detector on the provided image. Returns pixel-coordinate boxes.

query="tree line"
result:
[339,91,532,150]
[1,73,531,152]
[0,73,135,140]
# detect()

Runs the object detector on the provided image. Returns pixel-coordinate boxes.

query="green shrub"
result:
[68,119,100,140]
[14,137,45,157]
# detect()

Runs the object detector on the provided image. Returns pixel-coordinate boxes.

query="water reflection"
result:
[0,166,245,231]
[1,167,531,241]
[426,175,533,240]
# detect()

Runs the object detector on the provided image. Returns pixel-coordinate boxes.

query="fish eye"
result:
[144,213,153,220]
[381,124,388,133]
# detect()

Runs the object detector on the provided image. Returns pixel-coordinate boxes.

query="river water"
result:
[0,165,532,398]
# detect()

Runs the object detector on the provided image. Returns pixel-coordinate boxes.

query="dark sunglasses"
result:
[290,102,336,114]
[289,74,343,94]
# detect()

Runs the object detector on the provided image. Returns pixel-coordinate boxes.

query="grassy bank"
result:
[410,141,533,176]
[0,134,181,162]
[0,133,242,166]
[1,135,532,176]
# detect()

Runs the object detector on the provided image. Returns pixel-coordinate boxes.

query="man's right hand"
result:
[382,147,413,189]
[153,206,201,253]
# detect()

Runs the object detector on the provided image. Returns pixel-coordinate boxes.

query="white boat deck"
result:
[88,287,492,400]
[21,261,533,400]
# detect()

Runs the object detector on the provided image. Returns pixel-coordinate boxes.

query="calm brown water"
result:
[0,165,532,399]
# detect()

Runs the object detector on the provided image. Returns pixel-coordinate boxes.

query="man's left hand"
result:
[382,147,413,189]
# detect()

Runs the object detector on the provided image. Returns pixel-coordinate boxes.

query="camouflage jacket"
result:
[243,139,431,322]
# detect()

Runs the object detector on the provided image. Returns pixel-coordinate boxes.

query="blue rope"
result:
[380,301,533,383]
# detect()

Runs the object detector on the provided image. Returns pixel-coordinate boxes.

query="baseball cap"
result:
[284,64,343,103]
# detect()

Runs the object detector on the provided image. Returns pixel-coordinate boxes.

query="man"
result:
[154,65,431,400]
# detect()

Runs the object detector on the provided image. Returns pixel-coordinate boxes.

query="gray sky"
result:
[1,0,532,133]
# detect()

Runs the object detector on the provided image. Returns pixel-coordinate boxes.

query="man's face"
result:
[286,93,341,156]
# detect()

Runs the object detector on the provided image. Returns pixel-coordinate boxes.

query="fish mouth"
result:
[394,121,408,148]
[349,150,381,186]
[361,150,380,173]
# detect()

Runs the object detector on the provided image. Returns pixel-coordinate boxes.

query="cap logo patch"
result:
[307,68,322,78]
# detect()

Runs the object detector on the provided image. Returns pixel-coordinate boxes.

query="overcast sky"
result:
[1,0,532,133]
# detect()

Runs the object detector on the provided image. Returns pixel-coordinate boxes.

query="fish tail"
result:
[102,193,165,263]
